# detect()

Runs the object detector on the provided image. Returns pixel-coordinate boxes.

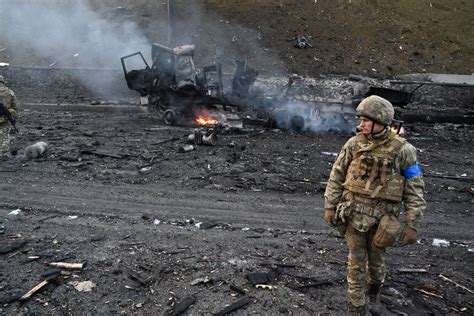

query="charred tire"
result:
[163,109,177,125]
[290,115,305,132]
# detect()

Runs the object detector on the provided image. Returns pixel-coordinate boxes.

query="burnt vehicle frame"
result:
[120,43,257,125]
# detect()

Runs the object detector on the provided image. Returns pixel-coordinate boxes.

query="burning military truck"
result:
[121,43,258,127]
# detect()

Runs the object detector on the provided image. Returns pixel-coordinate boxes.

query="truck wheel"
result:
[163,109,177,125]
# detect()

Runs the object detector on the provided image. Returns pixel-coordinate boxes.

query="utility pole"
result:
[168,0,176,47]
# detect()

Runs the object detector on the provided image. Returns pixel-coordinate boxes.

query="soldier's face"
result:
[359,117,384,134]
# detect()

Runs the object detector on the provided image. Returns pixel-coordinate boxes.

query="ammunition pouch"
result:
[335,200,353,236]
[373,213,401,248]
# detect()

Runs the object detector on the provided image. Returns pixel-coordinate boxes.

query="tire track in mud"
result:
[0,177,325,232]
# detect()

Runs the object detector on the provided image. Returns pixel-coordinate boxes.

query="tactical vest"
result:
[344,133,406,202]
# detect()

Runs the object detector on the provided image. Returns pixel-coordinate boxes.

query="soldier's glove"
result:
[324,208,336,226]
[399,225,417,247]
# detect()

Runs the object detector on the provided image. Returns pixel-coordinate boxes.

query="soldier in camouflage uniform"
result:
[324,95,426,315]
[0,75,18,157]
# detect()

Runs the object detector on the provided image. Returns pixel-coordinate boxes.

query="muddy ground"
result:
[1,0,473,315]
[0,99,473,315]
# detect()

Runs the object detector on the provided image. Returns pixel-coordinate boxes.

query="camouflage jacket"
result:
[0,82,18,126]
[324,128,426,232]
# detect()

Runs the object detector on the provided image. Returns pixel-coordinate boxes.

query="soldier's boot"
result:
[348,304,367,316]
[367,283,382,316]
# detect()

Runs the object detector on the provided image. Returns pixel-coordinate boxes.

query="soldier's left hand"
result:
[324,208,336,226]
[399,226,417,246]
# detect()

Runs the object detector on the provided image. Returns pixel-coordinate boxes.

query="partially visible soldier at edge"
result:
[324,95,426,315]
[0,74,18,158]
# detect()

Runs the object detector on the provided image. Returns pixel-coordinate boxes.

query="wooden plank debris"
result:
[49,262,85,270]
[19,269,61,301]
[416,289,443,299]
[398,268,428,273]
[439,274,474,294]
[19,280,49,301]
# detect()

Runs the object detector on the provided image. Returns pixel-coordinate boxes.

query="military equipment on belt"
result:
[0,101,18,133]
[373,214,402,248]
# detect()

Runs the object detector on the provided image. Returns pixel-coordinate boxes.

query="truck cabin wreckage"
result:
[121,43,258,127]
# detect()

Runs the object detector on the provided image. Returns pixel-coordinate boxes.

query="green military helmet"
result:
[356,95,394,126]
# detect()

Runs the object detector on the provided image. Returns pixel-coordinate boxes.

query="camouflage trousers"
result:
[0,125,10,156]
[346,222,386,307]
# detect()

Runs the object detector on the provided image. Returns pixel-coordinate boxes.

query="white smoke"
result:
[273,101,356,134]
[0,0,151,68]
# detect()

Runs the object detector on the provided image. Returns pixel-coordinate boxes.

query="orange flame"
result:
[195,115,219,126]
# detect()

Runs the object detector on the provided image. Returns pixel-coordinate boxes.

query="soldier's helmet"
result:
[356,95,394,126]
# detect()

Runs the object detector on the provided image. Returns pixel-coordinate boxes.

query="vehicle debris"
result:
[288,35,313,49]
[178,144,195,153]
[121,43,257,127]
[188,129,218,146]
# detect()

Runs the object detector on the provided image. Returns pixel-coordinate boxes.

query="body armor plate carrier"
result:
[344,133,406,202]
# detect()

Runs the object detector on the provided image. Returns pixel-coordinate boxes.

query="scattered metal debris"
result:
[288,35,313,49]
